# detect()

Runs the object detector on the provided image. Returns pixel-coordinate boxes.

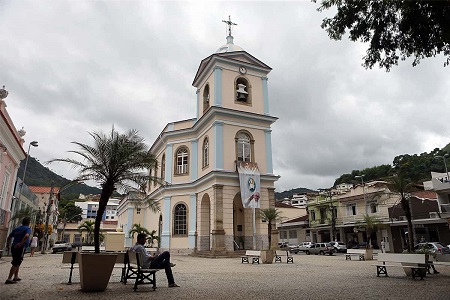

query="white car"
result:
[329,241,347,253]
[298,242,314,252]
[52,241,72,253]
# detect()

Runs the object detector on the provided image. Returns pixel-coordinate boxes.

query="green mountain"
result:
[275,188,317,200]
[18,156,101,200]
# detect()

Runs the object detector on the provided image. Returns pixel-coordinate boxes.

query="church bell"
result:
[236,83,248,101]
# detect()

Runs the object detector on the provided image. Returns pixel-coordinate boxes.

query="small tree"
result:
[78,220,95,245]
[357,214,382,249]
[147,229,160,247]
[260,208,282,250]
[49,128,161,253]
[128,223,150,239]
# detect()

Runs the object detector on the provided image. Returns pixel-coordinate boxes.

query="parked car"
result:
[329,241,347,253]
[278,242,295,252]
[298,242,314,252]
[306,243,335,255]
[414,242,450,255]
[351,242,368,249]
[52,241,72,253]
[289,244,300,254]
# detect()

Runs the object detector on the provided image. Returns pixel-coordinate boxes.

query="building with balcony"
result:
[0,90,26,248]
[424,171,450,217]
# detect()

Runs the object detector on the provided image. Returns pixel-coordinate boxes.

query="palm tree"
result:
[357,214,382,249]
[78,220,95,244]
[386,174,417,253]
[147,229,160,247]
[260,207,282,250]
[49,128,161,253]
[9,207,40,225]
[128,223,150,238]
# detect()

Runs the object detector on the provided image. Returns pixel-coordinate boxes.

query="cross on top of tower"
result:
[222,15,237,37]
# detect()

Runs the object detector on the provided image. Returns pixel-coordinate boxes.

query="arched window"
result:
[236,131,253,162]
[173,203,187,235]
[175,147,189,175]
[235,77,251,105]
[161,154,166,180]
[202,137,209,168]
[203,84,210,112]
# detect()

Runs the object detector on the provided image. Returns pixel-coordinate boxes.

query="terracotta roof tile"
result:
[28,186,60,194]
[282,215,309,224]
[411,190,437,199]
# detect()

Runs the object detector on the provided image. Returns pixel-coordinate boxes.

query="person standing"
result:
[130,233,179,287]
[5,217,31,284]
[29,234,38,257]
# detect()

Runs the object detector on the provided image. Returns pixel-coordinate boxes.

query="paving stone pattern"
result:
[1,252,449,300]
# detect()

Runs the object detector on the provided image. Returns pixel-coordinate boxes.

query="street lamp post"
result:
[355,175,366,214]
[10,141,38,231]
[17,141,39,204]
[435,154,450,182]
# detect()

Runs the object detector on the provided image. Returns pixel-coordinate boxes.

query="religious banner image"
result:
[237,161,261,208]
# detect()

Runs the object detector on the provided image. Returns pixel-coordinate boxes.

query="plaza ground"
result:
[1,252,449,300]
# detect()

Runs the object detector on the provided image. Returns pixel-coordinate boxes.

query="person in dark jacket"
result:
[5,217,31,284]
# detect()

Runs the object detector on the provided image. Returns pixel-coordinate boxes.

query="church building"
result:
[118,18,279,254]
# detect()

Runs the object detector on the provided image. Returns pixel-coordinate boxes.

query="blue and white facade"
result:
[120,30,279,254]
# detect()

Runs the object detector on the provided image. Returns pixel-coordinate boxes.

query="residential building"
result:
[424,171,450,217]
[75,198,119,222]
[118,23,279,254]
[0,87,26,248]
[278,215,309,245]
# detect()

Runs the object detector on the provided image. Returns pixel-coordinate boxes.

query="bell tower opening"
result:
[235,77,251,105]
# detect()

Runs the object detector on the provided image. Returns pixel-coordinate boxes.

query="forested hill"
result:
[275,188,317,200]
[18,156,101,200]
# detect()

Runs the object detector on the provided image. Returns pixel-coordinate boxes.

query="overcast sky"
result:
[1,1,449,192]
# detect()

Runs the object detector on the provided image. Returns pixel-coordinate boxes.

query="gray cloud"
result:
[1,1,448,192]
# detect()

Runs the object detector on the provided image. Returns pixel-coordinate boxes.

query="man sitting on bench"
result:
[130,233,180,288]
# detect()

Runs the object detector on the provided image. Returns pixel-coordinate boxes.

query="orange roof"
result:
[412,190,437,199]
[28,186,60,194]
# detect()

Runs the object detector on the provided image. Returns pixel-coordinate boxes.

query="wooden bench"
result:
[345,249,366,261]
[61,251,127,285]
[241,250,261,264]
[275,250,294,263]
[124,250,160,291]
[375,253,427,280]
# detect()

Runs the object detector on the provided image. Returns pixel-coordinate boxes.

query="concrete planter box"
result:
[261,250,274,264]
[79,252,118,292]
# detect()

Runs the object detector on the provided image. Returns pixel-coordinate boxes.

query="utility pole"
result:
[41,181,54,254]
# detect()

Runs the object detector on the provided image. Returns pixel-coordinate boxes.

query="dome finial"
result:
[222,15,237,37]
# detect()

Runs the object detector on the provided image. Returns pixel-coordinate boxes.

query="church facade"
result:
[118,24,279,254]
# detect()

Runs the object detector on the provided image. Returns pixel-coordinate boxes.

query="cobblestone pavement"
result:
[1,252,449,300]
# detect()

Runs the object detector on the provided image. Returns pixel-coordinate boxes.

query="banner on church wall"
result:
[237,161,261,209]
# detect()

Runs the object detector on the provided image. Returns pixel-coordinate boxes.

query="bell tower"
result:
[192,16,272,120]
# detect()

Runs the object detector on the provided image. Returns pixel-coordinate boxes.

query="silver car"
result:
[306,242,335,255]
[414,242,450,255]
[329,241,347,253]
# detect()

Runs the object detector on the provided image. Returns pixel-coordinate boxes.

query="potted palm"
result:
[49,128,160,292]
[260,207,282,264]
[356,214,382,260]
